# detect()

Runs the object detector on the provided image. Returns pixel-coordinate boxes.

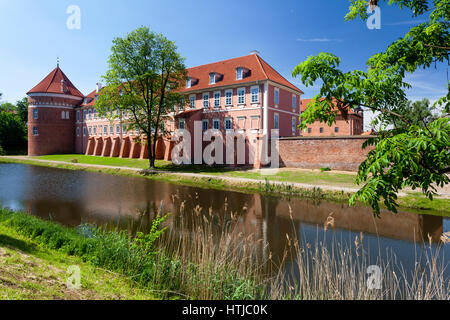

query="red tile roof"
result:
[181,54,303,94]
[301,98,358,114]
[27,66,84,98]
[81,89,97,107]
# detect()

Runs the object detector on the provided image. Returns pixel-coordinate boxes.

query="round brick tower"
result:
[27,65,84,156]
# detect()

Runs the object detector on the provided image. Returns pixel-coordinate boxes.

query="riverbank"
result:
[0,207,448,300]
[0,222,156,299]
[1,155,449,214]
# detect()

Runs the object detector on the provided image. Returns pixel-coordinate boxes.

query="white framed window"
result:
[203,93,210,108]
[214,91,221,108]
[251,86,259,103]
[292,117,296,135]
[237,88,245,105]
[116,124,120,134]
[123,125,127,134]
[110,126,113,134]
[209,73,216,85]
[179,119,185,129]
[104,126,107,135]
[83,127,86,136]
[76,110,80,122]
[33,109,38,120]
[76,127,80,137]
[93,127,96,135]
[88,109,92,120]
[213,118,220,130]
[274,113,279,129]
[66,111,69,119]
[179,102,184,112]
[274,88,279,105]
[61,111,65,119]
[225,118,232,130]
[93,108,97,119]
[236,67,243,80]
[225,89,233,106]
[202,119,209,132]
[186,77,191,88]
[189,95,196,108]
[33,127,38,136]
[292,95,297,112]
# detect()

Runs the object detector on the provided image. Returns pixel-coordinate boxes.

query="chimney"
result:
[96,82,103,93]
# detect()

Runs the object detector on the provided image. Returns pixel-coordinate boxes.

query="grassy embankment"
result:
[0,221,156,299]
[1,207,448,300]
[0,155,449,214]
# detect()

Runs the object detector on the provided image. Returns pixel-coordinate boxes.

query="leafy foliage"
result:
[96,27,187,168]
[0,111,27,154]
[292,0,450,215]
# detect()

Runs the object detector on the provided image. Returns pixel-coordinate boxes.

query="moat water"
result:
[0,163,448,279]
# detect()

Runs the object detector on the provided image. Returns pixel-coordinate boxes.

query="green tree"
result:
[96,26,187,168]
[0,102,16,113]
[15,97,28,125]
[292,0,449,215]
[378,98,438,129]
[0,111,27,154]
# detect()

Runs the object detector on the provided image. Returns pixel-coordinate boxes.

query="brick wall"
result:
[278,136,374,171]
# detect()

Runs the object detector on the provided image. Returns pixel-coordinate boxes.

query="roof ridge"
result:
[257,56,303,93]
[255,54,269,80]
[45,67,59,92]
[187,54,255,70]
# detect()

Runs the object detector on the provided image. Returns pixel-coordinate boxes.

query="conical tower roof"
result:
[27,66,84,98]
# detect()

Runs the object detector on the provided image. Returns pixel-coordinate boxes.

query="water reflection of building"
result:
[20,164,444,262]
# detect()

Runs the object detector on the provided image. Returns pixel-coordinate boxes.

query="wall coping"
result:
[278,135,375,141]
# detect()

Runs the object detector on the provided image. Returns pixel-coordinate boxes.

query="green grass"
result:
[0,223,156,300]
[0,207,266,300]
[220,169,357,188]
[35,154,170,170]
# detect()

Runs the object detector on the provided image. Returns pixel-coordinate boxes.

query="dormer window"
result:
[236,67,243,80]
[186,77,192,88]
[209,73,216,85]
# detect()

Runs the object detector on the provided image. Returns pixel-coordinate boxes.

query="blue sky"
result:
[0,0,447,129]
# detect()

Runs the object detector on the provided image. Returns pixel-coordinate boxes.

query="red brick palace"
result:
[27,52,363,164]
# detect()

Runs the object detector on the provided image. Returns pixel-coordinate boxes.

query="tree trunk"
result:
[148,140,155,168]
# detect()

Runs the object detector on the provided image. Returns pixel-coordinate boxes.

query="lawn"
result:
[33,154,358,187]
[35,154,170,170]
[0,224,156,300]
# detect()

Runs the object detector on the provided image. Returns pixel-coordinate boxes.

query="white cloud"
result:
[296,38,343,42]
[384,20,427,26]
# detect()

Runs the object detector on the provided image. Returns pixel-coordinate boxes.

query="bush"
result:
[0,111,27,154]
[320,167,331,172]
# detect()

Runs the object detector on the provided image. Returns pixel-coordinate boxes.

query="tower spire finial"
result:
[57,56,60,68]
